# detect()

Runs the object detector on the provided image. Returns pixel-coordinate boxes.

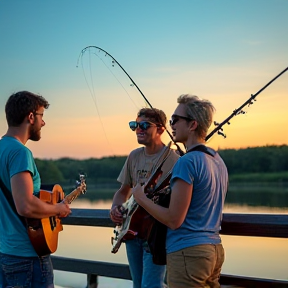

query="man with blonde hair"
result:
[133,94,228,288]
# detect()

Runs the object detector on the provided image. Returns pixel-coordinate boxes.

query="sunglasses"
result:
[169,114,194,126]
[129,121,157,131]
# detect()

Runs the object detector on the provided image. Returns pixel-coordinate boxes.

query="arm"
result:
[11,172,71,218]
[132,178,192,230]
[110,183,131,223]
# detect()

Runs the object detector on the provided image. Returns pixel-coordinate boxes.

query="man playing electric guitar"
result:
[111,152,171,254]
[0,91,71,288]
[110,108,179,288]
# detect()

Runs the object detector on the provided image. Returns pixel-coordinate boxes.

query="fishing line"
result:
[89,50,142,110]
[78,46,288,155]
[77,46,185,155]
[78,48,115,156]
[77,48,144,110]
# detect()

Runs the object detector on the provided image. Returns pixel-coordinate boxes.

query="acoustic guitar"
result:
[26,174,86,257]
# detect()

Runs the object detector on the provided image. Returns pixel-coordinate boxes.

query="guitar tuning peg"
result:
[79,173,87,180]
[227,122,230,125]
[214,121,219,126]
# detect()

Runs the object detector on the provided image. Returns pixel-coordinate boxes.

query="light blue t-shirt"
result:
[166,148,228,254]
[0,136,40,257]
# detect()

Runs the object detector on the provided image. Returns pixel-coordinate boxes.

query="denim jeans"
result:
[125,238,166,288]
[0,253,54,288]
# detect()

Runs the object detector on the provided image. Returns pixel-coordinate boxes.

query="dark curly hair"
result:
[137,108,167,127]
[5,91,50,127]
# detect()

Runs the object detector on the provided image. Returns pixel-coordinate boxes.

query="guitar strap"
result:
[0,177,27,227]
[186,144,216,157]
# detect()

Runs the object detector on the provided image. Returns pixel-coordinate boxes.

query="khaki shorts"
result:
[167,244,224,288]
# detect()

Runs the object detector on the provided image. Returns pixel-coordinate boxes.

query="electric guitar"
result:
[111,161,172,254]
[26,174,86,257]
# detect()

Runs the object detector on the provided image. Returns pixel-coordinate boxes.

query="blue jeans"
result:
[125,238,166,288]
[0,253,54,288]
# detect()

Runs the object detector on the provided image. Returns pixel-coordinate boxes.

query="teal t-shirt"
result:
[0,136,40,257]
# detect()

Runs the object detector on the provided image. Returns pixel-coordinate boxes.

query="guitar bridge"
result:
[49,216,57,231]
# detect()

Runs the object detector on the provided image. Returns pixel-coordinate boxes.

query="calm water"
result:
[54,188,288,288]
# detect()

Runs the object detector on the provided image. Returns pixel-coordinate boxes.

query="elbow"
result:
[167,220,183,230]
[16,204,32,218]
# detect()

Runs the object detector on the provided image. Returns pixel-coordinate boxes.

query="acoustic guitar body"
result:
[26,184,64,257]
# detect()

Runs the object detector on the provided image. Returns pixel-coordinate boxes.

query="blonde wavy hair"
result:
[177,94,215,140]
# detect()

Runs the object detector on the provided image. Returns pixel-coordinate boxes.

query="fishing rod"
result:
[206,66,288,141]
[78,46,287,152]
[77,46,185,155]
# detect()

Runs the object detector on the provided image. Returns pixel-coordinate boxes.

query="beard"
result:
[29,124,41,141]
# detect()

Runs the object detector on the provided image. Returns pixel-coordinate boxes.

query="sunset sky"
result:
[0,0,287,159]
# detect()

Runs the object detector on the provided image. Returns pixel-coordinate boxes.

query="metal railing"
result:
[51,209,288,288]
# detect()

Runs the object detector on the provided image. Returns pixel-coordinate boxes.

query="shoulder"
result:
[186,145,217,158]
[1,137,32,159]
[128,147,143,158]
[124,147,144,165]
[167,148,180,162]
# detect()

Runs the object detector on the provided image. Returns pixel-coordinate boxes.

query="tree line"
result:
[35,145,288,185]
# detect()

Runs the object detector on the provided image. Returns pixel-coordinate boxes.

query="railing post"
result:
[86,274,98,288]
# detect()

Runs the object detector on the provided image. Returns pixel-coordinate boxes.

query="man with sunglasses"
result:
[110,108,179,288]
[132,95,228,288]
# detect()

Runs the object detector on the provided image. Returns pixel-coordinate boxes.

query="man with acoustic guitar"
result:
[0,91,71,288]
[110,108,179,288]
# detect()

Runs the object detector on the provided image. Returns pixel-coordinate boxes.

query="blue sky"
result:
[0,0,287,159]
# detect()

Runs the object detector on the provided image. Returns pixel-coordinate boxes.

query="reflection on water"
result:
[226,185,288,208]
[76,183,288,207]
[54,193,288,288]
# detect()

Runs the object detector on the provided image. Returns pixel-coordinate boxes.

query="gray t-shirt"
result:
[118,145,180,188]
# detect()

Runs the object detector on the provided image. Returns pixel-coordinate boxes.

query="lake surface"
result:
[53,195,288,288]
